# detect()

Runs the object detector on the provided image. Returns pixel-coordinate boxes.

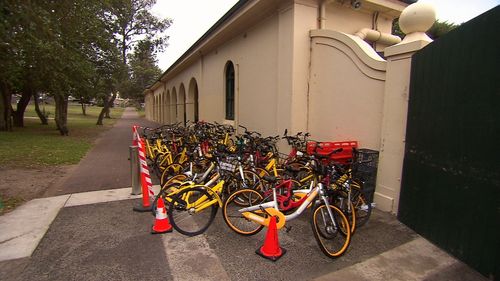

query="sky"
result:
[151,0,499,71]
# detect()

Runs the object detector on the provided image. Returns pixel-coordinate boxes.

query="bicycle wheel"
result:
[162,173,189,189]
[255,167,270,178]
[154,152,172,170]
[346,201,356,234]
[160,163,183,186]
[351,181,372,228]
[173,152,182,165]
[168,186,218,236]
[151,177,190,216]
[222,189,265,236]
[150,153,165,177]
[296,167,314,188]
[331,195,356,234]
[311,203,351,258]
[237,169,265,191]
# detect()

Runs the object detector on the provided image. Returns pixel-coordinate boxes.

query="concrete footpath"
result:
[43,107,158,196]
[0,108,489,281]
[0,189,488,281]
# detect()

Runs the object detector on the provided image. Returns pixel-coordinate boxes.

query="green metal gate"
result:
[398,6,499,280]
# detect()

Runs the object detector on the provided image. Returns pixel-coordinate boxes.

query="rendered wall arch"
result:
[170,87,177,123]
[162,87,168,124]
[165,90,171,124]
[157,95,160,122]
[178,83,187,125]
[187,78,199,122]
[160,93,164,124]
[154,95,157,121]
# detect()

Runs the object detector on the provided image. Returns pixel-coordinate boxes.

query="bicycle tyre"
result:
[236,169,265,191]
[151,177,190,216]
[173,152,189,167]
[168,186,218,236]
[160,163,183,186]
[346,201,356,234]
[311,203,351,258]
[351,181,372,228]
[222,188,265,236]
[162,173,189,189]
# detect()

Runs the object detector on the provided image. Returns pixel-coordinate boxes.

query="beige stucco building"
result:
[143,0,436,214]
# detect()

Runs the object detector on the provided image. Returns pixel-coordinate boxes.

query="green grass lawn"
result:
[0,103,125,168]
[0,103,125,214]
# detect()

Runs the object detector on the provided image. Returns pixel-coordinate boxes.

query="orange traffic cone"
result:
[151,198,173,234]
[256,216,286,261]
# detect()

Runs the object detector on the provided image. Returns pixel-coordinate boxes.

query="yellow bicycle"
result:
[167,175,225,236]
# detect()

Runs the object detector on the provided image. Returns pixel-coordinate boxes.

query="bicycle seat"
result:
[285,165,301,173]
[263,175,279,183]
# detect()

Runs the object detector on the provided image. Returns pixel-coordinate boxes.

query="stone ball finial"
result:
[399,2,436,34]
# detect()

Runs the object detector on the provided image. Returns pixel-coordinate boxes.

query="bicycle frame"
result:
[254,157,279,177]
[187,180,225,213]
[237,181,337,227]
[164,173,223,210]
[156,150,174,167]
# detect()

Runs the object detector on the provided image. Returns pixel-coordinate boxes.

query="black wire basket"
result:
[353,149,379,202]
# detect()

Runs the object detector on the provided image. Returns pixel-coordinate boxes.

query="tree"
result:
[38,0,114,135]
[110,0,172,65]
[122,39,162,102]
[95,49,127,125]
[0,1,29,130]
[0,0,118,133]
[0,0,169,133]
[33,92,48,125]
[96,0,171,124]
[393,18,458,40]
[427,20,458,39]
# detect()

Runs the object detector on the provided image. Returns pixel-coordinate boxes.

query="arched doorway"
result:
[188,78,199,122]
[154,95,158,122]
[170,87,177,123]
[178,83,186,126]
[159,93,163,124]
[165,90,171,124]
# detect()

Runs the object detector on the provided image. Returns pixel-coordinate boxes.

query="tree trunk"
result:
[12,90,31,127]
[96,95,109,125]
[81,102,86,116]
[54,94,69,135]
[105,93,117,118]
[97,92,116,124]
[0,81,13,131]
[33,92,48,125]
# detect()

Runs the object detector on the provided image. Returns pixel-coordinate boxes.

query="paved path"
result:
[0,109,490,281]
[1,192,487,281]
[44,107,157,196]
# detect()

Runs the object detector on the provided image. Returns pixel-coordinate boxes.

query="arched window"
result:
[225,61,235,120]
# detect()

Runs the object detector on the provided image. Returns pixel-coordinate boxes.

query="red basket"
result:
[306,141,358,164]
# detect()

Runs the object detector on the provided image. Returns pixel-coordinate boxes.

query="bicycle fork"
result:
[319,186,339,230]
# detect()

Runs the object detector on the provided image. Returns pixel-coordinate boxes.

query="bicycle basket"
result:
[352,149,379,200]
[219,155,237,172]
[353,149,379,169]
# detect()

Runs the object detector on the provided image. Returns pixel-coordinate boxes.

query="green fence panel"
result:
[398,6,500,280]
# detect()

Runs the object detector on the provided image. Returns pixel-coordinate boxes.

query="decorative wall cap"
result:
[311,29,386,71]
[399,2,436,43]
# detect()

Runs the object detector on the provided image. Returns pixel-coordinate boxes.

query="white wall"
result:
[199,11,281,135]
[308,30,386,150]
